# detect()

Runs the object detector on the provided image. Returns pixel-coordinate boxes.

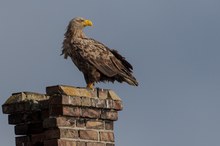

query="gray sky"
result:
[1,0,220,146]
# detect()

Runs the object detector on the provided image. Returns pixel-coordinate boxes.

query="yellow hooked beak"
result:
[83,19,93,27]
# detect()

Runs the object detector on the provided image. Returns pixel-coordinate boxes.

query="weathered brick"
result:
[63,106,81,117]
[45,128,78,139]
[2,102,31,114]
[31,133,45,144]
[15,123,43,135]
[8,112,42,125]
[43,117,76,128]
[6,92,48,104]
[105,121,114,130]
[86,121,104,129]
[50,105,81,117]
[59,117,76,127]
[81,108,101,118]
[50,95,81,106]
[2,104,15,114]
[76,118,85,128]
[105,99,114,109]
[39,100,49,110]
[81,97,91,106]
[105,100,123,110]
[60,129,78,139]
[44,128,60,139]
[77,141,86,146]
[97,89,108,99]
[79,130,98,140]
[101,110,118,121]
[44,139,77,146]
[106,143,115,146]
[41,110,49,119]
[112,100,123,110]
[16,136,31,146]
[107,90,121,101]
[44,139,58,146]
[46,85,93,98]
[86,142,105,146]
[96,99,106,108]
[91,98,106,108]
[43,118,56,128]
[3,93,48,114]
[100,131,114,142]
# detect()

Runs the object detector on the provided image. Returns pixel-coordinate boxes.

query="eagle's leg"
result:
[86,82,94,89]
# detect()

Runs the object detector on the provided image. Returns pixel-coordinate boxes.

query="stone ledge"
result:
[4,92,49,104]
[2,85,123,115]
[46,85,122,101]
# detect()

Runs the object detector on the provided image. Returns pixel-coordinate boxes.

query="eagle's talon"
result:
[86,83,94,89]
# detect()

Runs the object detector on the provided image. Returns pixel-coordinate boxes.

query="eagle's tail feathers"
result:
[120,73,138,86]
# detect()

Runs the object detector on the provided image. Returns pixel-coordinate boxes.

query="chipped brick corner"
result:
[2,85,123,146]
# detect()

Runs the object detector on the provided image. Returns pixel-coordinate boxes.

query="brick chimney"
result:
[2,85,123,146]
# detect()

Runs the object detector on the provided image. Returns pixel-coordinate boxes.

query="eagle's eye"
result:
[78,19,84,22]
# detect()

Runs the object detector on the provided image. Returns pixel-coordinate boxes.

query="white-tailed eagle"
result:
[61,17,138,89]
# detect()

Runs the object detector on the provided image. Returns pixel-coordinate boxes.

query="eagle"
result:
[61,17,138,89]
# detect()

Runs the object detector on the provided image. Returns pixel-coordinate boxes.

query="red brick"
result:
[9,112,42,125]
[77,141,86,146]
[41,110,49,119]
[101,110,118,121]
[2,102,32,114]
[81,97,91,106]
[105,99,114,109]
[44,128,60,139]
[97,89,108,99]
[79,130,98,140]
[8,111,42,124]
[91,98,106,108]
[50,105,81,117]
[43,118,56,128]
[105,121,114,130]
[100,131,114,142]
[45,128,78,139]
[63,106,81,117]
[112,100,123,110]
[43,117,76,128]
[50,95,81,106]
[16,136,31,146]
[44,139,58,146]
[105,100,123,110]
[44,139,76,146]
[81,108,101,118]
[31,133,45,144]
[15,123,43,135]
[86,142,105,146]
[106,144,115,146]
[86,120,104,129]
[39,100,49,110]
[89,88,98,97]
[76,119,85,128]
[61,129,78,139]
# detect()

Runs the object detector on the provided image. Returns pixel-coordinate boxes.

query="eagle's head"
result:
[68,17,93,30]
